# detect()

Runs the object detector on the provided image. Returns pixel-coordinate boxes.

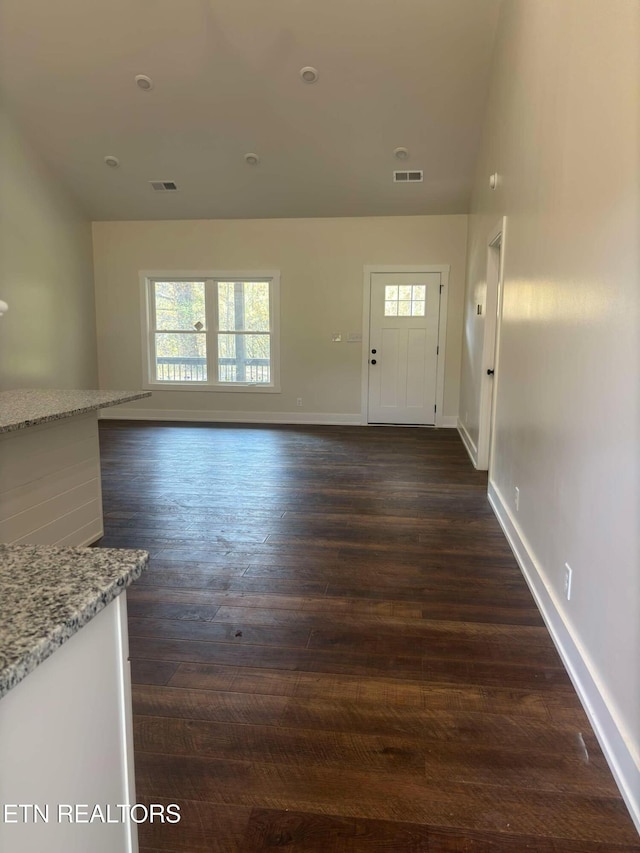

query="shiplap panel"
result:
[0,412,96,454]
[55,517,106,547]
[0,416,97,489]
[0,413,104,545]
[0,440,97,491]
[10,499,103,546]
[0,459,100,514]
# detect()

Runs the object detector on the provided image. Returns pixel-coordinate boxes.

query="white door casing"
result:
[477,218,507,470]
[361,266,449,426]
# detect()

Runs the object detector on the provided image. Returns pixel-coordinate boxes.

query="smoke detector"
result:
[244,153,260,166]
[104,155,120,168]
[300,66,319,84]
[135,74,154,91]
[393,147,409,160]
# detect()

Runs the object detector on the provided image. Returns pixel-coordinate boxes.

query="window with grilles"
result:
[143,273,280,391]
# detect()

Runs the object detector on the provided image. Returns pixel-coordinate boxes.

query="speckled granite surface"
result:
[0,544,148,698]
[0,389,151,434]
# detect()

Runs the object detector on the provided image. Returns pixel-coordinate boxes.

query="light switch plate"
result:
[331,333,343,342]
[347,332,362,342]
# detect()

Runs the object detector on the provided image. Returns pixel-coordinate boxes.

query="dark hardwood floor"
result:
[97,422,640,852]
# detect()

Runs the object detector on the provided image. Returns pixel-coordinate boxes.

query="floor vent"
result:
[393,170,423,183]
[150,181,179,191]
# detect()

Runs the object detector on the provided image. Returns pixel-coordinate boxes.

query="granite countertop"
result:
[0,544,148,699]
[0,389,151,434]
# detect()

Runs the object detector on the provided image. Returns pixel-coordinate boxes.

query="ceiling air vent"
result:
[150,181,179,191]
[393,170,423,183]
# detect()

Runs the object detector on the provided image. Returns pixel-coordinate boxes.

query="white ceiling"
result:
[0,0,502,221]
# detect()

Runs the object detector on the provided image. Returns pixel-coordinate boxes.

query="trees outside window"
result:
[143,273,279,390]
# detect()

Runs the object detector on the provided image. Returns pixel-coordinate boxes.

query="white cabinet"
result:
[0,593,139,853]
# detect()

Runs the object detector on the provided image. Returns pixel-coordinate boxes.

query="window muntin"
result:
[145,274,279,390]
[384,284,426,317]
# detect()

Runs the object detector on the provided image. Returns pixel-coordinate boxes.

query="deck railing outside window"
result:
[155,356,270,383]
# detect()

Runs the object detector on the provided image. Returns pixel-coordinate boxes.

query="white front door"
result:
[367,272,441,425]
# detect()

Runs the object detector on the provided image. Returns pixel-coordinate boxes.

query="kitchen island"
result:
[0,389,150,546]
[0,544,148,853]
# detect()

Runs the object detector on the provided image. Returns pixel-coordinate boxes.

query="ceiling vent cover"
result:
[150,181,179,191]
[393,170,423,183]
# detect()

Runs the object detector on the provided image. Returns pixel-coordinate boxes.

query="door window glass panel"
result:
[384,284,427,317]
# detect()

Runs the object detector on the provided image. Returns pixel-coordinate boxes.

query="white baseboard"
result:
[488,479,640,835]
[99,408,462,429]
[99,407,363,427]
[457,419,478,467]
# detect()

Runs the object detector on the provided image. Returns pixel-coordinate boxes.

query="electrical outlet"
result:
[296,397,303,407]
[564,563,573,601]
[514,486,520,512]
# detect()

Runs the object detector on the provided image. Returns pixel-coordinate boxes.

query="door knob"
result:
[487,368,495,376]
[371,359,377,365]
[371,349,377,354]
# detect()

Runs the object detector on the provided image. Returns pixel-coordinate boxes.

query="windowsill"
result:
[143,382,281,394]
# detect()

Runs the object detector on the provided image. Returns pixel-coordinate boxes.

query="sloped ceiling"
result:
[0,0,502,220]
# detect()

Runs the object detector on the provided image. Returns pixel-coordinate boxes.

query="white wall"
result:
[459,0,640,827]
[0,101,97,390]
[92,215,467,423]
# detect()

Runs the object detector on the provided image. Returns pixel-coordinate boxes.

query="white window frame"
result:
[140,270,281,392]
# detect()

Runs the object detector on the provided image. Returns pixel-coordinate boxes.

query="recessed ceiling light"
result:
[300,66,319,84]
[135,74,154,91]
[104,155,120,168]
[394,147,409,160]
[245,153,260,166]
